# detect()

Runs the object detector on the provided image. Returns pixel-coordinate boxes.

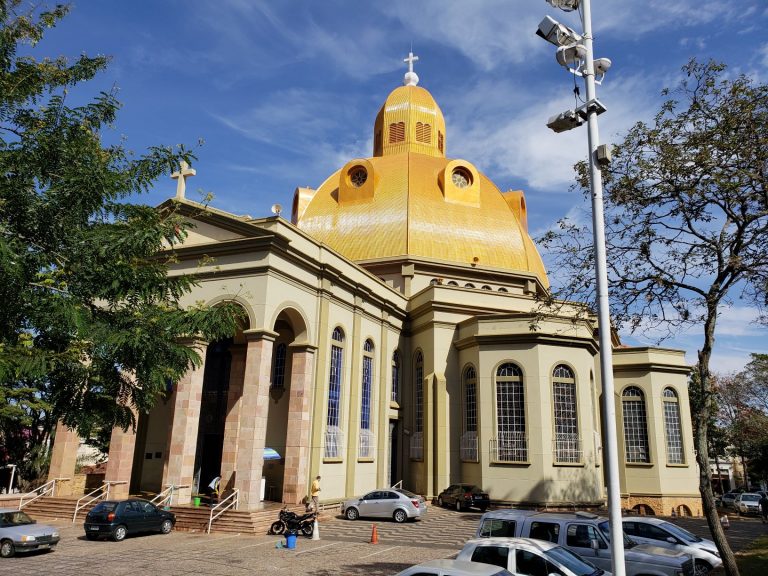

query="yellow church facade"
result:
[48,62,701,516]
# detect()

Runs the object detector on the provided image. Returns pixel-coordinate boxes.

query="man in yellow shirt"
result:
[310,475,321,511]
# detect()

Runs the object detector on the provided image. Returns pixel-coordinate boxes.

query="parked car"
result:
[0,508,60,558]
[84,499,175,541]
[719,491,739,509]
[437,484,490,512]
[476,509,694,576]
[341,488,426,523]
[734,492,762,516]
[457,536,610,576]
[395,559,514,576]
[622,517,721,575]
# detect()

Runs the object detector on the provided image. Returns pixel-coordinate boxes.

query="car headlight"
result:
[52,532,59,538]
[20,535,36,542]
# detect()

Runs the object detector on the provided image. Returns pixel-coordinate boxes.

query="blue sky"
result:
[31,0,768,372]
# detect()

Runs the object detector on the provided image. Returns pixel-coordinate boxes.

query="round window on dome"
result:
[349,166,368,188]
[451,167,472,189]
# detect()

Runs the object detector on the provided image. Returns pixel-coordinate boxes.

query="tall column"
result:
[104,413,137,500]
[282,344,316,504]
[220,343,246,494]
[162,338,207,505]
[234,329,276,509]
[47,421,80,496]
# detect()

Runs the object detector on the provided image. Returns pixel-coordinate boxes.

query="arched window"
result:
[498,287,508,293]
[552,365,580,463]
[438,131,444,153]
[359,339,375,458]
[416,121,431,143]
[461,366,478,461]
[391,351,400,403]
[271,342,287,391]
[465,283,475,289]
[494,363,527,462]
[622,386,650,463]
[325,327,345,458]
[389,121,405,143]
[447,280,458,286]
[410,351,424,460]
[663,388,684,464]
[481,285,492,290]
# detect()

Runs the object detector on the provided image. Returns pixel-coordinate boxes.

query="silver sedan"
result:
[341,488,427,523]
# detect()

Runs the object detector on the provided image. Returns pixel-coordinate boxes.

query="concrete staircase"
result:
[22,497,332,535]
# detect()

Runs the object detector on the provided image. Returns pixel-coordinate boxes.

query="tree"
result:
[0,0,243,469]
[540,60,768,576]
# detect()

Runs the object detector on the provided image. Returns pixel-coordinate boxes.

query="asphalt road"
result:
[3,506,764,575]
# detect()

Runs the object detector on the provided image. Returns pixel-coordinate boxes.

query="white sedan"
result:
[395,559,514,576]
[456,537,609,576]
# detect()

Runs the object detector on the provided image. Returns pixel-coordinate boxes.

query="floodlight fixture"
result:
[546,0,580,11]
[546,109,584,133]
[536,15,582,47]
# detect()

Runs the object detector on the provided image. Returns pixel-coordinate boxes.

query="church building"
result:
[48,56,701,516]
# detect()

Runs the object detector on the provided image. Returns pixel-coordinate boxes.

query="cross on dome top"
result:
[403,51,419,86]
[171,160,196,200]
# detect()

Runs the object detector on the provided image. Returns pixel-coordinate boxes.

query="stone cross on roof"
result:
[403,51,419,87]
[171,161,196,200]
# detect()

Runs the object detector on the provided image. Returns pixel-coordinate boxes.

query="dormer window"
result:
[438,131,444,153]
[452,167,472,189]
[349,166,368,187]
[416,122,431,144]
[389,122,405,143]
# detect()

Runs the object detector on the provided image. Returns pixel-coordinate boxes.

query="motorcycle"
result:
[269,507,317,537]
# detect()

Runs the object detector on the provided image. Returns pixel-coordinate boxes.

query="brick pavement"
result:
[4,506,766,575]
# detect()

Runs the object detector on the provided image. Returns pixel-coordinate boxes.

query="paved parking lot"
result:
[4,506,765,575]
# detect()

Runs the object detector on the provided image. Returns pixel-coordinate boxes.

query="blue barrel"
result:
[285,532,297,549]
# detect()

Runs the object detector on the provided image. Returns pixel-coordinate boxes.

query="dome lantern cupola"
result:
[372,51,446,158]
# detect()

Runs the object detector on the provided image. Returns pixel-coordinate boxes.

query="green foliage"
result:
[0,0,244,460]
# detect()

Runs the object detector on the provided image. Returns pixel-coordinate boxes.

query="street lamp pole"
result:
[540,1,625,574]
[578,2,626,574]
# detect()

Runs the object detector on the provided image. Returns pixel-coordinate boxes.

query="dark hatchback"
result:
[84,499,175,542]
[437,484,491,512]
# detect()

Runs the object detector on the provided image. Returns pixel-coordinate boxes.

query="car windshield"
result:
[742,494,760,502]
[598,521,634,547]
[0,511,34,526]
[660,521,703,543]
[545,546,603,576]
[396,489,419,499]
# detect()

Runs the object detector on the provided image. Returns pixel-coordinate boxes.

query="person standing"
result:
[311,475,321,511]
[759,493,768,524]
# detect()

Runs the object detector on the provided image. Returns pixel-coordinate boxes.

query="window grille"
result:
[414,351,424,434]
[461,432,478,461]
[359,429,374,459]
[360,340,374,444]
[494,363,527,461]
[663,388,684,464]
[462,365,478,461]
[374,130,382,155]
[391,351,400,403]
[622,386,650,463]
[389,122,405,143]
[410,431,423,460]
[553,365,581,463]
[271,342,287,390]
[438,131,444,153]
[325,328,344,458]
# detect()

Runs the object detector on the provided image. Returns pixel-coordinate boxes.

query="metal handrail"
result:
[207,489,239,534]
[72,480,127,523]
[391,480,403,489]
[19,477,71,509]
[150,484,189,508]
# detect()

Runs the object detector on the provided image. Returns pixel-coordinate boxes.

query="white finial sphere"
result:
[404,71,419,87]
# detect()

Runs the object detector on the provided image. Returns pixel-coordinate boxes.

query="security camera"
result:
[547,0,580,11]
[536,15,582,47]
[546,110,584,133]
[556,44,587,68]
[593,58,612,75]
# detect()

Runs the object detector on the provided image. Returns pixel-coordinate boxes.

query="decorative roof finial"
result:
[171,160,196,200]
[403,51,419,87]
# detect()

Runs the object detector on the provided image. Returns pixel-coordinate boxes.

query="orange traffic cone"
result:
[370,523,379,544]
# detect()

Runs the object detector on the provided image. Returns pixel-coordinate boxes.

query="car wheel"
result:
[694,561,712,576]
[85,533,99,541]
[393,509,407,523]
[455,500,462,512]
[0,540,14,558]
[437,496,444,507]
[160,519,173,534]
[112,525,128,542]
[270,521,285,535]
[301,522,314,537]
[345,507,359,521]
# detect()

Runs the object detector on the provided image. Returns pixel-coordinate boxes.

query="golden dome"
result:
[293,80,548,287]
